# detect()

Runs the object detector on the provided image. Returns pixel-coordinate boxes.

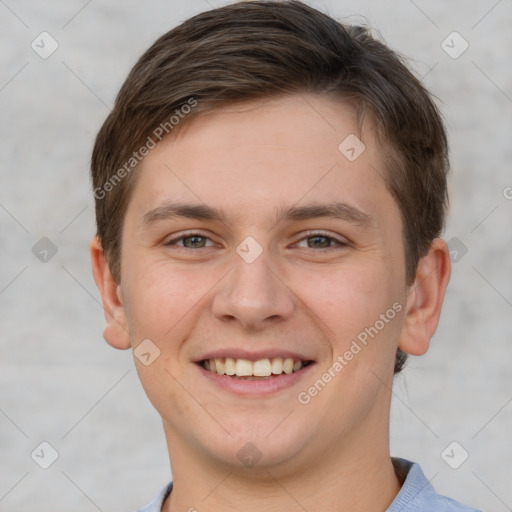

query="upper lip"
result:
[195,348,315,363]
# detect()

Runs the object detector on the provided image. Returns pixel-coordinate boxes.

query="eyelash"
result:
[164,231,348,250]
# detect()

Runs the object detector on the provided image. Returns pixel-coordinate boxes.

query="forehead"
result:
[127,94,395,228]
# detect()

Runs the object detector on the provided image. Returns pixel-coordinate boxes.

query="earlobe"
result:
[398,238,451,356]
[90,236,131,350]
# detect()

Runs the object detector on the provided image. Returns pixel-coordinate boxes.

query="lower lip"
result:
[195,362,316,397]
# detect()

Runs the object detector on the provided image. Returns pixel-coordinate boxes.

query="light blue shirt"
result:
[136,458,481,511]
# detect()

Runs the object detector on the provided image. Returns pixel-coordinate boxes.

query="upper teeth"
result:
[203,357,306,376]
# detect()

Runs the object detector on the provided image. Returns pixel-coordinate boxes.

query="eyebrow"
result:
[142,200,374,228]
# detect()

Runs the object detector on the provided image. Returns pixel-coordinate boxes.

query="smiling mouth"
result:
[199,357,314,380]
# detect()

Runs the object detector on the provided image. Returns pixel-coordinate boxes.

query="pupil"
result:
[309,236,329,248]
[186,236,204,248]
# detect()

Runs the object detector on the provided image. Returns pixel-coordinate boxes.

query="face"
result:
[112,94,412,473]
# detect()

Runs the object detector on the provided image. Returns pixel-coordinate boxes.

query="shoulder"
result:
[388,458,481,512]
[135,481,173,512]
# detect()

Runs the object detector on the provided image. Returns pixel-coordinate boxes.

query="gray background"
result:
[1,0,511,511]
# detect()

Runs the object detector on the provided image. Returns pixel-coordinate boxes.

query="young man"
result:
[90,1,480,511]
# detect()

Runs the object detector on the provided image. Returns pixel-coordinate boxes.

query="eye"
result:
[163,231,348,251]
[164,233,215,249]
[295,231,348,250]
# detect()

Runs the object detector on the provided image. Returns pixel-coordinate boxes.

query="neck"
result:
[162,417,401,512]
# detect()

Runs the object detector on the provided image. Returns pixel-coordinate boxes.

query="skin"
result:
[91,94,451,512]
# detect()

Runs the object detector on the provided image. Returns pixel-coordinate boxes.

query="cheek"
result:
[121,258,183,337]
[292,259,403,387]
[293,260,393,334]
[121,257,222,343]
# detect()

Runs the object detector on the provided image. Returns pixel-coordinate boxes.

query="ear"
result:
[398,238,451,356]
[90,236,131,350]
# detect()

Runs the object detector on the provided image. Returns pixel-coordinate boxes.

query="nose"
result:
[211,248,296,331]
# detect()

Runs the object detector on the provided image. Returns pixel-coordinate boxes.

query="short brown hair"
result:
[91,0,449,373]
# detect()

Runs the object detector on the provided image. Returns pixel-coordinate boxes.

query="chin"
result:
[200,424,309,471]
